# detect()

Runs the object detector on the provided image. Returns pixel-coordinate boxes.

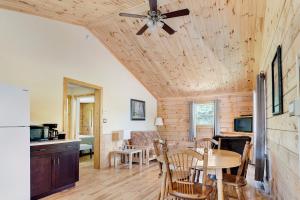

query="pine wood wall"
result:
[258,0,300,199]
[80,103,94,135]
[157,92,253,141]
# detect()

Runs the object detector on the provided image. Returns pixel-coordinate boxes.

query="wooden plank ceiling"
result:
[0,0,266,98]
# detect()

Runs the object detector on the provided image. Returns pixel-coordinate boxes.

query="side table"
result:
[109,148,143,169]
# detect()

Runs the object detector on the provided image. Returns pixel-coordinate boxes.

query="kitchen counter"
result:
[30,139,81,146]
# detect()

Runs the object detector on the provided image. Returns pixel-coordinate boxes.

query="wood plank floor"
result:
[43,158,270,200]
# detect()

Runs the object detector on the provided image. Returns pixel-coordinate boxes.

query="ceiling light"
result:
[147,20,155,29]
[157,21,164,28]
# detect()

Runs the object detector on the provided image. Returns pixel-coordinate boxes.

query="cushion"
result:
[130,131,160,148]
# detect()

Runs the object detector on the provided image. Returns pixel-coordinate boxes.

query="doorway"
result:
[63,77,102,169]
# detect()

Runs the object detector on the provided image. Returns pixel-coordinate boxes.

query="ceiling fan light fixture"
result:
[146,20,156,31]
[119,0,190,35]
[157,21,164,28]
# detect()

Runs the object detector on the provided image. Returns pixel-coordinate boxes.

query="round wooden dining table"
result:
[158,148,241,200]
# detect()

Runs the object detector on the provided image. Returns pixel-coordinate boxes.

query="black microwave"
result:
[30,125,49,141]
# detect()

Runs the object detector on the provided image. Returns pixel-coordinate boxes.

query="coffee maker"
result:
[43,123,59,140]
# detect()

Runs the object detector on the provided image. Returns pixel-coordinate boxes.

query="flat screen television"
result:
[234,116,253,132]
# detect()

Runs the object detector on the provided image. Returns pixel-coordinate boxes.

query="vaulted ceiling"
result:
[0,0,266,98]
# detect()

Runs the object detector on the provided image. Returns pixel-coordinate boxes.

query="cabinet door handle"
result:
[58,157,60,165]
[67,145,73,148]
[53,158,56,166]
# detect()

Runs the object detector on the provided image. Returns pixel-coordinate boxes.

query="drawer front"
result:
[31,142,79,156]
[58,142,79,152]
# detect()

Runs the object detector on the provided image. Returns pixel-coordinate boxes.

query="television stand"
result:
[219,131,254,162]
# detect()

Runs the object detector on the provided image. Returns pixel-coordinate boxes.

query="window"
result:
[195,102,215,126]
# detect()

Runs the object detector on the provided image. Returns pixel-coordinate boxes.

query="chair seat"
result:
[222,173,247,187]
[169,183,213,200]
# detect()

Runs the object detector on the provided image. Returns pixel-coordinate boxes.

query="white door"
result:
[0,85,29,127]
[0,127,30,200]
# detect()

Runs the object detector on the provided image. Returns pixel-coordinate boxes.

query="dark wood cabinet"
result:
[30,155,52,197]
[30,141,79,200]
[54,150,79,188]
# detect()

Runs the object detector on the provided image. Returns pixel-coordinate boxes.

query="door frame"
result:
[63,77,103,169]
[297,55,300,177]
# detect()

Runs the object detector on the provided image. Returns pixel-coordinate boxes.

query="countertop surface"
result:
[30,139,81,146]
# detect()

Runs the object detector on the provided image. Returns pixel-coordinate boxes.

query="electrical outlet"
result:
[290,55,300,116]
[289,55,300,116]
[289,98,300,116]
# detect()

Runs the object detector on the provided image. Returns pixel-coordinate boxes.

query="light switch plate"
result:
[289,101,295,116]
[291,54,300,116]
[289,98,300,116]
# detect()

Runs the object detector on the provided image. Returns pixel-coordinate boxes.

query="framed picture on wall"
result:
[271,45,283,115]
[130,99,145,120]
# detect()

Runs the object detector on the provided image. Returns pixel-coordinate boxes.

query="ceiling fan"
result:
[119,0,190,35]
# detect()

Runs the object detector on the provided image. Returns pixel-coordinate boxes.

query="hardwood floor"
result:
[43,159,270,200]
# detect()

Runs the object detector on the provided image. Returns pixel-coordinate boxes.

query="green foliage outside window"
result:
[195,102,214,126]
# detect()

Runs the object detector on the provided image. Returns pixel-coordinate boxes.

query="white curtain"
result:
[213,100,219,136]
[189,101,196,141]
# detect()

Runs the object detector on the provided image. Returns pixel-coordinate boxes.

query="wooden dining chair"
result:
[193,137,220,199]
[153,139,167,177]
[161,142,213,200]
[194,138,220,150]
[216,136,251,176]
[223,141,252,200]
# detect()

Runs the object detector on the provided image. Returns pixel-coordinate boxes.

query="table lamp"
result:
[112,130,124,150]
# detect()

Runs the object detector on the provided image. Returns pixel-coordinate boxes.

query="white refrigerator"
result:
[0,85,30,200]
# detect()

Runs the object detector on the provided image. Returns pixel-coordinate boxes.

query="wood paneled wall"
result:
[80,103,94,135]
[196,126,214,139]
[259,0,300,199]
[157,92,253,141]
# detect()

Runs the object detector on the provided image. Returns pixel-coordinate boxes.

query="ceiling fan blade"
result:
[161,22,176,35]
[136,24,149,35]
[149,0,157,12]
[162,9,190,19]
[119,13,147,18]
